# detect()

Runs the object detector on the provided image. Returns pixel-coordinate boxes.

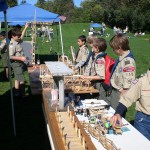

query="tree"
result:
[30,0,150,31]
[20,0,26,4]
[7,0,17,7]
[41,0,75,22]
[36,0,46,8]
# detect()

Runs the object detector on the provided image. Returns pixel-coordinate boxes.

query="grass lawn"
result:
[0,23,150,149]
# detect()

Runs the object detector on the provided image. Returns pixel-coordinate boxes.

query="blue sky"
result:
[18,0,83,7]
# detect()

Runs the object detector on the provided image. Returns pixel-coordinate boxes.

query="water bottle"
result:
[51,89,58,107]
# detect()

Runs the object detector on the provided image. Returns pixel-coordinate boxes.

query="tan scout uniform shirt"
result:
[84,52,105,79]
[0,38,7,53]
[120,70,150,115]
[111,50,136,90]
[9,39,24,58]
[75,45,89,63]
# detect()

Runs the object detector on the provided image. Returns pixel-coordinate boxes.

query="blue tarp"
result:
[8,22,26,26]
[0,3,60,22]
[90,23,102,28]
[0,0,8,12]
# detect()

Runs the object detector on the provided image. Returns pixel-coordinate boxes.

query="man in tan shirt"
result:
[110,69,150,140]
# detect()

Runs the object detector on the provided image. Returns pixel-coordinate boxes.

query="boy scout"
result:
[84,35,97,66]
[0,31,8,80]
[110,68,150,140]
[82,38,107,101]
[75,35,89,73]
[109,34,136,111]
[9,29,27,98]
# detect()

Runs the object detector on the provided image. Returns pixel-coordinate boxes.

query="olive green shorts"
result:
[95,82,110,104]
[1,52,8,67]
[108,88,120,110]
[11,62,25,82]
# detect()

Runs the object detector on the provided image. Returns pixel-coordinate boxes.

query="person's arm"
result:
[80,75,101,80]
[21,23,29,39]
[110,113,123,128]
[111,102,128,127]
[10,56,26,62]
[110,78,141,127]
[0,40,6,51]
[75,61,85,69]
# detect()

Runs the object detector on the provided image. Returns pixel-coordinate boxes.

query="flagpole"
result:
[4,10,16,136]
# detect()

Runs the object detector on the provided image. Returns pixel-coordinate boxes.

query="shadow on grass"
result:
[0,87,51,150]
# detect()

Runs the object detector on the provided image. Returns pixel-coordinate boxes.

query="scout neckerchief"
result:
[110,50,135,78]
[89,52,106,75]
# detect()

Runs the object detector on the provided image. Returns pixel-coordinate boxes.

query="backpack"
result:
[104,55,115,86]
[98,55,115,95]
[94,53,115,92]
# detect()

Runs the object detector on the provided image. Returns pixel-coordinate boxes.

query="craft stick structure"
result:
[39,65,53,89]
[45,61,73,109]
[81,122,121,150]
[55,106,97,150]
[64,76,96,93]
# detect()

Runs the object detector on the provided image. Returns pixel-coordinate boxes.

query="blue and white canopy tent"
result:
[0,3,59,22]
[0,3,65,58]
[90,23,102,28]
[0,0,16,136]
[0,2,65,137]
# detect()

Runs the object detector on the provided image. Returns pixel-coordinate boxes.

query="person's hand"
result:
[20,56,26,62]
[120,89,128,96]
[80,75,85,79]
[110,114,123,128]
[72,67,78,75]
[80,75,88,79]
[25,22,29,28]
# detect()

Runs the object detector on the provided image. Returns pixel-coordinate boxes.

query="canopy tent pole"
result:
[34,9,39,65]
[56,24,60,56]
[4,10,16,136]
[0,22,1,32]
[59,21,64,57]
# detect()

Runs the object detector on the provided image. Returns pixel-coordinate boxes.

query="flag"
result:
[0,0,8,12]
[59,16,67,22]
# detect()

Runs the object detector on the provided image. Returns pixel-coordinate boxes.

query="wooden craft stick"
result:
[78,129,81,138]
[72,116,75,124]
[67,106,70,114]
[70,46,75,62]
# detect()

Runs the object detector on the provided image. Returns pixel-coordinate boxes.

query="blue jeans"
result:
[134,111,150,140]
